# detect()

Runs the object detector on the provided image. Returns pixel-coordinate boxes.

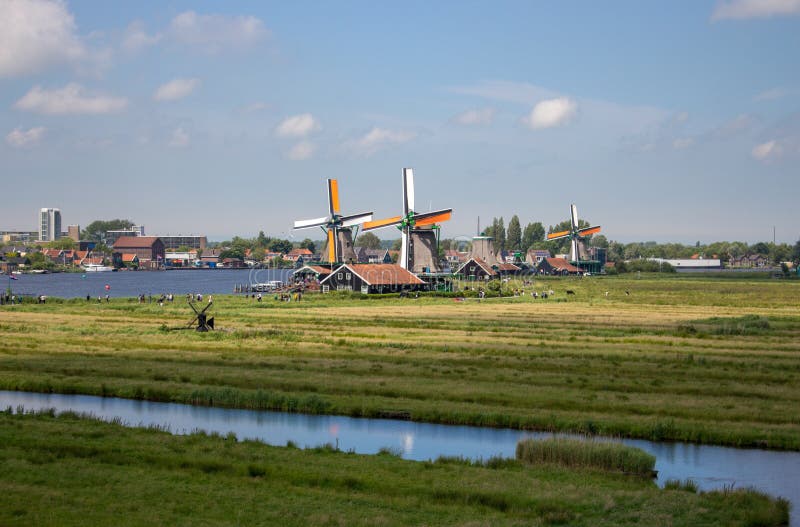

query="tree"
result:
[391,239,402,251]
[219,248,245,260]
[522,222,545,251]
[47,238,76,250]
[590,234,609,249]
[507,215,521,252]
[268,238,293,254]
[300,238,316,253]
[355,232,381,249]
[81,219,135,242]
[256,231,270,248]
[793,238,800,263]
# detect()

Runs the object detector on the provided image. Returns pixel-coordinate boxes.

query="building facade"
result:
[157,235,208,251]
[112,236,165,266]
[39,208,61,242]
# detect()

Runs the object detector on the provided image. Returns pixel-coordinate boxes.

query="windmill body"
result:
[362,168,452,273]
[293,179,372,264]
[546,204,601,267]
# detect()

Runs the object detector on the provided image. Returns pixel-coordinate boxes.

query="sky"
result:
[1,0,799,244]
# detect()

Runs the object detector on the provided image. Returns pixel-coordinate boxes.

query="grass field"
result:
[1,274,799,449]
[0,409,789,527]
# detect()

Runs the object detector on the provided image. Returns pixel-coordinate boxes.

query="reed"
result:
[515,438,656,476]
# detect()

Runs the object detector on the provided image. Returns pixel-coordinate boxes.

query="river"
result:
[1,390,797,525]
[5,268,293,299]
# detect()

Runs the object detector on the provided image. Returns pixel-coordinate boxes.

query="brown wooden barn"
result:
[319,264,427,293]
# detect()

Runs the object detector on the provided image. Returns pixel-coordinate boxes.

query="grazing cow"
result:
[566,290,576,295]
[625,290,630,296]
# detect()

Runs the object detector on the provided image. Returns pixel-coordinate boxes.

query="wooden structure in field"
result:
[293,179,373,264]
[362,168,452,274]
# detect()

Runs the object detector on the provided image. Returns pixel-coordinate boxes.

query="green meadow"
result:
[1,273,798,524]
[0,409,788,526]
[1,274,798,449]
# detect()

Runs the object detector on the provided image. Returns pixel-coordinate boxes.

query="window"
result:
[337,273,343,279]
[346,273,351,279]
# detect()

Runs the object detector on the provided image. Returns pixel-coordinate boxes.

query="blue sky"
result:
[1,0,799,243]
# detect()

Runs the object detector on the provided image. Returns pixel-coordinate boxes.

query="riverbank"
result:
[0,275,798,450]
[0,409,788,527]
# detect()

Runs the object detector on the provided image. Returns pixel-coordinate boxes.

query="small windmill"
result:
[294,179,373,263]
[362,168,452,273]
[188,301,214,332]
[546,204,601,264]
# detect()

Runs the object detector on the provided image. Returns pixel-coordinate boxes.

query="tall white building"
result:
[39,208,62,242]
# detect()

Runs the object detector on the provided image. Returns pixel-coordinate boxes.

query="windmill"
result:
[188,301,214,332]
[546,204,601,264]
[293,179,373,263]
[362,168,452,273]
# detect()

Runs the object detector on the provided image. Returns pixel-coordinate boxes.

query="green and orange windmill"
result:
[293,179,373,263]
[362,168,452,272]
[546,203,601,263]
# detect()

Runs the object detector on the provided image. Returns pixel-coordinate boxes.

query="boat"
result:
[83,264,114,272]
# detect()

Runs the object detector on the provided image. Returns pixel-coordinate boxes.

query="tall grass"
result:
[515,438,656,476]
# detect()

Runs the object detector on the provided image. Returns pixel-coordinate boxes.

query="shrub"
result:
[515,438,655,476]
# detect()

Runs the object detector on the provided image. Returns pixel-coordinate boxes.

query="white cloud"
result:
[754,87,789,101]
[452,107,495,126]
[153,78,201,102]
[5,127,46,148]
[122,21,162,53]
[170,11,268,53]
[169,127,190,148]
[14,83,128,115]
[522,97,578,129]
[712,0,800,20]
[673,137,694,149]
[275,113,320,138]
[287,141,315,161]
[348,127,416,156]
[0,0,86,77]
[752,140,782,160]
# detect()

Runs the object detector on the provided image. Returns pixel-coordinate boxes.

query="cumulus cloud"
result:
[275,113,321,138]
[5,127,46,148]
[122,21,162,53]
[522,97,578,130]
[752,140,782,160]
[14,83,128,115]
[712,0,800,20]
[287,141,315,161]
[169,127,190,148]
[347,127,416,156]
[0,0,86,77]
[170,11,268,53]
[452,107,495,126]
[153,78,201,102]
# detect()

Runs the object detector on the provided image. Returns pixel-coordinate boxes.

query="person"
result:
[105,294,110,303]
[208,295,213,304]
[257,293,262,302]
[86,294,90,302]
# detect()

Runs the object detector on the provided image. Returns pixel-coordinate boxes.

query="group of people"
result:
[85,294,111,303]
[1,293,17,305]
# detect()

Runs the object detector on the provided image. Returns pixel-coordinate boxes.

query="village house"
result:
[536,257,585,275]
[319,263,428,294]
[456,257,498,281]
[495,262,522,276]
[285,247,314,264]
[444,249,467,267]
[354,247,392,264]
[729,254,770,268]
[525,249,551,266]
[112,236,165,269]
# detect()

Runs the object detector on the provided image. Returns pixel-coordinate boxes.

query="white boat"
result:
[83,264,114,272]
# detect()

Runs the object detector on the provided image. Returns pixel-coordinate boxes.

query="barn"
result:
[319,264,427,294]
[536,257,585,275]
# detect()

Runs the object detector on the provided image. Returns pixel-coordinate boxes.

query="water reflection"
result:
[2,390,797,525]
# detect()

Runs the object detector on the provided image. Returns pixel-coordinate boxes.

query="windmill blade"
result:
[403,168,415,215]
[413,209,452,227]
[328,179,341,216]
[399,229,409,270]
[570,204,579,231]
[340,211,374,228]
[362,215,403,231]
[577,226,601,236]
[327,229,336,262]
[547,230,571,240]
[200,302,213,315]
[294,216,329,229]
